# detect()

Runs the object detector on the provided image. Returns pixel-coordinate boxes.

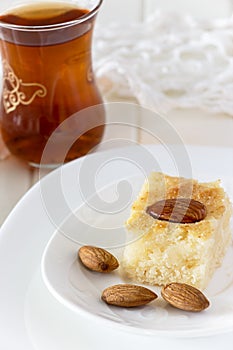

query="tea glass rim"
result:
[0,0,103,31]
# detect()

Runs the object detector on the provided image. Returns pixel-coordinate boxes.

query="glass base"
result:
[29,162,63,169]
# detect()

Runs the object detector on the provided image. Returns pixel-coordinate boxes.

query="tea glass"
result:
[0,0,105,168]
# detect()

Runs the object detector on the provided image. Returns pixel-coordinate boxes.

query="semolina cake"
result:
[122,172,232,290]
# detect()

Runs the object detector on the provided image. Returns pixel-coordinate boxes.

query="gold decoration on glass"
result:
[2,60,47,114]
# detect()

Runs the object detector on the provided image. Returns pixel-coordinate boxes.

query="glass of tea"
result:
[0,0,105,167]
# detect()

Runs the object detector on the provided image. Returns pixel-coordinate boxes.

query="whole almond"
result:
[78,245,119,273]
[161,282,210,312]
[101,284,158,307]
[146,198,207,223]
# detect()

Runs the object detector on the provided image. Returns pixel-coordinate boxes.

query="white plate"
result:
[1,145,233,350]
[41,176,233,338]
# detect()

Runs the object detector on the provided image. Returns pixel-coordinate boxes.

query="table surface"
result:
[0,1,233,349]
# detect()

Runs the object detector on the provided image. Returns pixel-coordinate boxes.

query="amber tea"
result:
[0,1,104,166]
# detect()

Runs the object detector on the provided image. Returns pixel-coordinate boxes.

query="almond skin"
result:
[161,282,210,312]
[78,246,119,273]
[146,198,207,224]
[101,284,158,307]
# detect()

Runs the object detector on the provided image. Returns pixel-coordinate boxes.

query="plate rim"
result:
[0,144,233,344]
